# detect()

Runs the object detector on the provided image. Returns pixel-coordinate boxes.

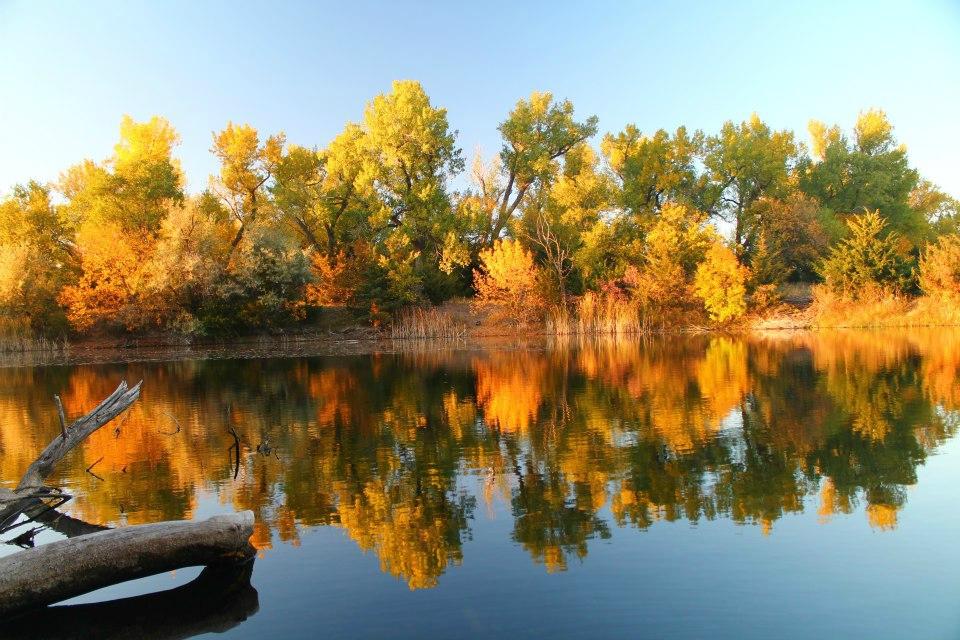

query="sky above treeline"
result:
[1,0,958,197]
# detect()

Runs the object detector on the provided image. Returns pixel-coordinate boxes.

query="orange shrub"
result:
[919,234,960,300]
[473,239,545,325]
[305,242,376,307]
[58,224,151,332]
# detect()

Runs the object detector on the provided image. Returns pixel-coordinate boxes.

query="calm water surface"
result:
[1,330,959,638]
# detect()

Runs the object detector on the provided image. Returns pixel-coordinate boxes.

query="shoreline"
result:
[4,305,959,368]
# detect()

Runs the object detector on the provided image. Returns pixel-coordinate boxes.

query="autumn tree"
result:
[58,116,186,331]
[703,114,799,258]
[471,92,598,248]
[357,81,466,305]
[918,234,960,300]
[363,81,462,244]
[210,122,285,259]
[520,144,612,298]
[747,193,830,282]
[602,124,707,228]
[631,202,716,314]
[910,179,960,237]
[801,109,922,244]
[0,182,77,331]
[694,242,750,323]
[273,124,371,257]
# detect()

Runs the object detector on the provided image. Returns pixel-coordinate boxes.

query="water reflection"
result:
[1,329,957,589]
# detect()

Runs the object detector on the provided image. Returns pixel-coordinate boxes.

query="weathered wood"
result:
[0,511,254,618]
[18,380,142,490]
[0,380,142,533]
[1,561,258,640]
[53,394,67,440]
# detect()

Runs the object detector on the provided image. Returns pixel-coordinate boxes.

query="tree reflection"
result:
[0,329,958,588]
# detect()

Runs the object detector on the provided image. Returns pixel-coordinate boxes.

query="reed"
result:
[547,292,658,336]
[0,317,69,355]
[390,307,468,340]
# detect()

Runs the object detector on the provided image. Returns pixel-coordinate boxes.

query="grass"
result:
[547,292,703,336]
[548,293,647,336]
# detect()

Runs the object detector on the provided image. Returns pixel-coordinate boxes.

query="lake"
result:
[1,330,959,638]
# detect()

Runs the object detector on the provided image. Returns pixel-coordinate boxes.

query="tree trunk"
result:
[0,512,254,618]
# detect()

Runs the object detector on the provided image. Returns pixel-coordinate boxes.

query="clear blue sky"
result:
[1,0,958,197]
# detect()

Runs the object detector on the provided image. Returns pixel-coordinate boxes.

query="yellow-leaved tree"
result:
[473,239,544,325]
[694,242,749,324]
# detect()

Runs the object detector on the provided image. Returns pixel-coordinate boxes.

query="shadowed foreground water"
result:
[1,329,959,638]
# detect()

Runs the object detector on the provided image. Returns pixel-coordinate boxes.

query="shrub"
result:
[919,234,960,300]
[305,244,374,306]
[819,210,913,299]
[58,223,150,332]
[473,239,545,325]
[631,203,715,318]
[194,229,312,334]
[746,233,784,311]
[694,243,749,324]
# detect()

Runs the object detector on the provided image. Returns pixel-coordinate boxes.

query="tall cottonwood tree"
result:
[704,114,799,258]
[801,109,922,245]
[210,123,285,259]
[601,124,707,228]
[357,80,466,305]
[362,80,463,247]
[473,92,598,247]
[272,124,372,256]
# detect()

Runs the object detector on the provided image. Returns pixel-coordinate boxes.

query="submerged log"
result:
[0,380,143,533]
[0,511,254,618]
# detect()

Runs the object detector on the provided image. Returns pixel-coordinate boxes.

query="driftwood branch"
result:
[53,395,66,440]
[19,380,142,490]
[0,511,255,618]
[0,380,257,620]
[0,380,142,534]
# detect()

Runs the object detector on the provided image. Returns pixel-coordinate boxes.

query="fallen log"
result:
[18,380,143,490]
[0,511,254,618]
[1,555,258,639]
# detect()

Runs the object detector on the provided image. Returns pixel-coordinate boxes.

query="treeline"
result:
[1,80,958,336]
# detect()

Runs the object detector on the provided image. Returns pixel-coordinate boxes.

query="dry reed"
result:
[390,307,468,340]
